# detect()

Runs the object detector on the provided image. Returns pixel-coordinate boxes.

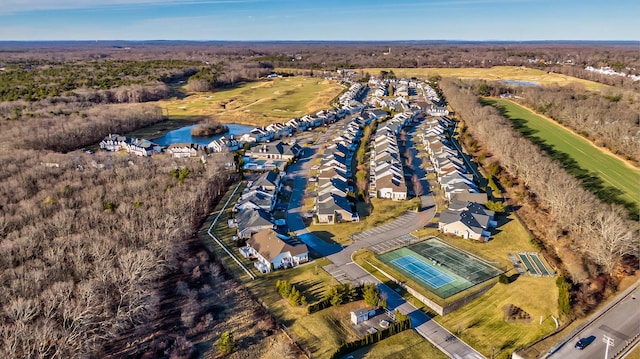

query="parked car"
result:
[367,327,378,334]
[379,320,390,328]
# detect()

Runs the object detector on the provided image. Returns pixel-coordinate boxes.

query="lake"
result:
[153,123,254,146]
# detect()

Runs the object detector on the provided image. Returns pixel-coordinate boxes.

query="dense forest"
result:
[440,79,638,315]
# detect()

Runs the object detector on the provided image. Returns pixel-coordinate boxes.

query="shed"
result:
[351,308,369,325]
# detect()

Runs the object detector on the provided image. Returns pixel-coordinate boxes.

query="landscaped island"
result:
[190,119,228,137]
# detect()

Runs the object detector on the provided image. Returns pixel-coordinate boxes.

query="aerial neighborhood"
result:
[2,14,638,359]
[27,59,632,359]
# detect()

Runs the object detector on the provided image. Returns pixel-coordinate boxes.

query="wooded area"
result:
[440,79,638,315]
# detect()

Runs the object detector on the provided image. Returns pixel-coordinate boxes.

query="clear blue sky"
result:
[0,0,638,41]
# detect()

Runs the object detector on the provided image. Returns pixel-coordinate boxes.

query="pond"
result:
[152,123,254,146]
[501,80,540,87]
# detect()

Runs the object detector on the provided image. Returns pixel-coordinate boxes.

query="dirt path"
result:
[500,98,639,171]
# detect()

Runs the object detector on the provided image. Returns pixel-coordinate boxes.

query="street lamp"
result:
[603,335,614,359]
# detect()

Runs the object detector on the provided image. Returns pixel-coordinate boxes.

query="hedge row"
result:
[329,315,412,359]
[307,283,364,314]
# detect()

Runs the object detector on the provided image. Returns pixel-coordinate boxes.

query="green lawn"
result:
[434,214,559,359]
[485,98,640,216]
[435,276,558,359]
[156,77,343,127]
[342,330,449,359]
[245,258,362,359]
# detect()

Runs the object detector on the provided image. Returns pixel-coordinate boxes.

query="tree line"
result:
[476,81,640,164]
[440,78,638,315]
[0,102,164,152]
[0,149,246,357]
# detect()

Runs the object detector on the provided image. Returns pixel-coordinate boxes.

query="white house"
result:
[99,134,128,151]
[243,228,309,273]
[167,143,202,158]
[438,201,496,241]
[207,136,241,153]
[126,139,162,157]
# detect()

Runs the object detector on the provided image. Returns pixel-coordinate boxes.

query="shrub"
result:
[363,283,380,307]
[498,274,509,284]
[218,331,234,355]
[328,311,411,359]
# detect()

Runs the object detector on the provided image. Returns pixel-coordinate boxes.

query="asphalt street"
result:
[548,284,640,359]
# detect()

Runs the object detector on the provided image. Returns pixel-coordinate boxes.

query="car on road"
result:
[575,336,595,350]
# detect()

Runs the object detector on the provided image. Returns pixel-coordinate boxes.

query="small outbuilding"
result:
[351,308,370,325]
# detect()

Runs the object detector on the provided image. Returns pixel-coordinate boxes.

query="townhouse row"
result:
[369,112,415,200]
[314,115,366,224]
[419,117,496,241]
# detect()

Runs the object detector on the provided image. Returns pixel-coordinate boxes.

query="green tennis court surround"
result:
[378,238,503,299]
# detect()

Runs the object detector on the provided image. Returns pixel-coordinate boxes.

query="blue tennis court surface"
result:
[391,255,455,288]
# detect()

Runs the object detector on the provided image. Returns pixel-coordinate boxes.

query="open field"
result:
[484,98,640,215]
[155,77,344,127]
[308,198,419,245]
[360,66,607,90]
[342,329,449,359]
[433,214,558,359]
[244,258,362,359]
[278,66,608,91]
[435,275,559,359]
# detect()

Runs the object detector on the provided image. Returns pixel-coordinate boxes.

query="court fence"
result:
[366,259,497,316]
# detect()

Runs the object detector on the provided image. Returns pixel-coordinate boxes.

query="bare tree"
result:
[580,205,639,274]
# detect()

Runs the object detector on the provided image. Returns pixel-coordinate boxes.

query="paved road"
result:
[286,145,342,257]
[547,283,640,359]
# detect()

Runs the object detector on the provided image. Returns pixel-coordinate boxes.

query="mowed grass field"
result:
[343,329,449,359]
[277,66,607,91]
[485,98,640,213]
[434,214,559,359]
[156,77,344,127]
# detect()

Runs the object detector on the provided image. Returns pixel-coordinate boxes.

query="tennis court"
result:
[378,237,503,299]
[391,255,455,289]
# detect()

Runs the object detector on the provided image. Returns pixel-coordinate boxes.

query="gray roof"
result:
[317,193,352,215]
[236,208,273,232]
[252,171,280,190]
[440,201,494,235]
[237,190,274,210]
